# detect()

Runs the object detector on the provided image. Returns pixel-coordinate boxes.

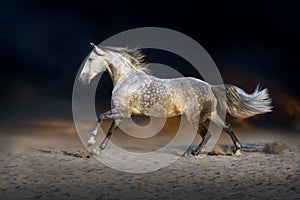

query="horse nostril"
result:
[79,73,87,82]
[79,73,90,85]
[79,76,85,83]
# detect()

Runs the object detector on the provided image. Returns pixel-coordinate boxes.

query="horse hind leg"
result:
[223,122,242,155]
[191,124,211,156]
[210,113,242,155]
[185,110,212,156]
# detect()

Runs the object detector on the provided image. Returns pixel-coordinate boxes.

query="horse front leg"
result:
[87,109,124,146]
[91,119,121,155]
[99,119,119,150]
[87,120,102,146]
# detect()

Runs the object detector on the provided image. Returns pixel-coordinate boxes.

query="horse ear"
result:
[90,42,104,56]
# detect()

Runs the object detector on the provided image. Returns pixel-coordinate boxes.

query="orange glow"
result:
[276,93,300,117]
[285,97,300,117]
[26,119,76,134]
[232,117,252,128]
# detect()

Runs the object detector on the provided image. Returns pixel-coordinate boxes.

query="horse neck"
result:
[106,57,144,86]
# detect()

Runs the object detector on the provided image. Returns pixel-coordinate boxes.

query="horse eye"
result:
[88,58,94,61]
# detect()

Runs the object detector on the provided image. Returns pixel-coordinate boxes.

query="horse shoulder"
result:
[111,74,151,112]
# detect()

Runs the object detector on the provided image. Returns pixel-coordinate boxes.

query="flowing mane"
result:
[101,46,150,73]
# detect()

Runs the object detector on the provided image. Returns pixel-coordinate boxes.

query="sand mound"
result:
[262,141,288,154]
[208,144,234,156]
[208,142,289,156]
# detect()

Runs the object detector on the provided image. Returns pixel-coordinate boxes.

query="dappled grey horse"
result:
[79,43,272,156]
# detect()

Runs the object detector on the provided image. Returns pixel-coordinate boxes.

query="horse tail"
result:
[212,84,272,119]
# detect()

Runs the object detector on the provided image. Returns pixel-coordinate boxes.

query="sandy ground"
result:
[1,129,300,200]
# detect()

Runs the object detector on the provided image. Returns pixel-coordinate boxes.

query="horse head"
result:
[79,43,109,85]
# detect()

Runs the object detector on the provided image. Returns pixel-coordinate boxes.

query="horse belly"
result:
[134,82,183,117]
[138,100,182,117]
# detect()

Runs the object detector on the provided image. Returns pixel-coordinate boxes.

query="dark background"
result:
[0,0,299,135]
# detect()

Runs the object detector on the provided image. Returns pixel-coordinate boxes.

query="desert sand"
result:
[1,128,299,200]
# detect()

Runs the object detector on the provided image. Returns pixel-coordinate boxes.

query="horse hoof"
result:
[233,149,242,156]
[90,148,100,156]
[100,143,107,150]
[91,130,98,136]
[87,138,96,146]
[191,150,200,156]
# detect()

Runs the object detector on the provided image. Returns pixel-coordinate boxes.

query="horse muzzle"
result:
[79,73,91,85]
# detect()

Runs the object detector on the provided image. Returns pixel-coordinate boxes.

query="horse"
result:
[79,43,272,156]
